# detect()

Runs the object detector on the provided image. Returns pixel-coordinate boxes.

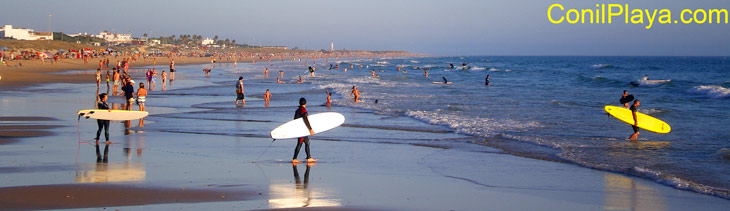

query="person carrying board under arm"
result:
[95,93,112,145]
[293,98,316,164]
[628,100,640,141]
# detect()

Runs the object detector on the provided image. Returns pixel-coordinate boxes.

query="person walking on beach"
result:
[264,89,272,107]
[293,98,316,164]
[350,86,361,103]
[105,70,111,92]
[122,81,135,110]
[628,100,641,141]
[95,93,112,145]
[137,82,147,111]
[235,77,245,106]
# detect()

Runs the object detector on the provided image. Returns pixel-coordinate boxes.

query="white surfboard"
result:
[77,109,149,121]
[270,112,345,139]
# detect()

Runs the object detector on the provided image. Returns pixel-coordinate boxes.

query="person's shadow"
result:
[95,144,109,163]
[293,163,315,190]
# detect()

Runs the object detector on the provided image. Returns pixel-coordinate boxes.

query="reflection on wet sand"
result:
[603,173,666,211]
[268,164,341,209]
[75,144,145,183]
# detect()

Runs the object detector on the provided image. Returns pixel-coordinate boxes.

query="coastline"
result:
[0,58,729,210]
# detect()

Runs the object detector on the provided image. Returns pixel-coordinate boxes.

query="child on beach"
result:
[112,68,120,96]
[293,98,316,164]
[137,83,147,111]
[95,93,112,145]
[122,81,135,110]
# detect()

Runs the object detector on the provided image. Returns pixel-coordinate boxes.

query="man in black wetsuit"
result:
[293,98,316,164]
[628,99,640,141]
[95,93,112,145]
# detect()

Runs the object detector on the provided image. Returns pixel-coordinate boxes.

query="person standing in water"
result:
[235,77,245,106]
[325,90,332,107]
[169,59,176,81]
[628,100,641,141]
[95,93,112,145]
[264,89,272,107]
[485,74,490,86]
[137,83,147,111]
[350,86,361,102]
[293,98,316,164]
[620,90,634,108]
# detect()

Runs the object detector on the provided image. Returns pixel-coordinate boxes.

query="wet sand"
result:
[0,62,729,210]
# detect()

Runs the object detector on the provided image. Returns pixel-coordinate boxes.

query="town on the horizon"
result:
[0,24,289,50]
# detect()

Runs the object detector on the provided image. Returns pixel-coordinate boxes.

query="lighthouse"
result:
[330,42,334,51]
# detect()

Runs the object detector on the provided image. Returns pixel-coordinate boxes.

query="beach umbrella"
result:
[0,46,8,50]
[58,49,66,52]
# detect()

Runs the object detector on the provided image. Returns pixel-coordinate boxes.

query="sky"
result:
[1,0,728,56]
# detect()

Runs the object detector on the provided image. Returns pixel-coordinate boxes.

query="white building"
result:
[201,37,214,45]
[94,31,132,43]
[0,25,53,40]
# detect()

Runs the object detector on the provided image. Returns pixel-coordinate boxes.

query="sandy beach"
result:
[0,57,729,210]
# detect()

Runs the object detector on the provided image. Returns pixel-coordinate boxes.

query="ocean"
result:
[157,56,730,200]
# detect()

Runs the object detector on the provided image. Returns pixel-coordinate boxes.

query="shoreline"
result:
[0,59,729,210]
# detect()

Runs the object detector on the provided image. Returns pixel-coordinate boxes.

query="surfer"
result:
[350,86,361,103]
[293,98,316,164]
[308,66,315,77]
[235,77,245,106]
[449,63,455,69]
[137,83,147,111]
[95,93,112,145]
[619,90,634,108]
[485,74,490,86]
[442,77,449,84]
[628,100,641,141]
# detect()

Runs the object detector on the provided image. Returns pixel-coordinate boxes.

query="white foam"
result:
[470,66,486,71]
[409,60,419,63]
[488,68,499,72]
[690,85,730,98]
[405,110,541,138]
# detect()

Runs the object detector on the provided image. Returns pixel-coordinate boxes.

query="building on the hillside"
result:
[95,31,132,43]
[67,32,90,37]
[202,37,214,45]
[149,39,161,46]
[262,46,287,50]
[0,25,53,40]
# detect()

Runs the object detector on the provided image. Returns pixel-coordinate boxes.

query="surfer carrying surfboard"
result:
[620,90,634,108]
[95,93,112,145]
[628,100,641,141]
[293,98,316,164]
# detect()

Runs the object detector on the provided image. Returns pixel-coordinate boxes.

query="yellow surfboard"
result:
[604,105,671,134]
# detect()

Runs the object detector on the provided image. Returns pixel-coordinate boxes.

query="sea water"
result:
[158,56,730,200]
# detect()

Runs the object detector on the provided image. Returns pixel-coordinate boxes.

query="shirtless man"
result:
[350,86,361,103]
[264,68,269,79]
[137,82,147,111]
[112,68,120,96]
[279,70,284,78]
[169,59,176,81]
[297,76,303,84]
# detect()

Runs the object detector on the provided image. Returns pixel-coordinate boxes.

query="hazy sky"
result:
[1,0,728,56]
